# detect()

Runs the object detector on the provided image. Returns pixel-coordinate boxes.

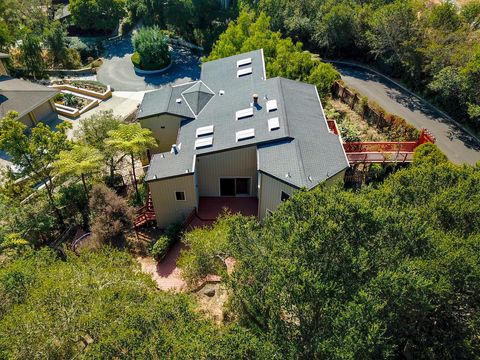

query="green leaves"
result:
[105,123,157,157]
[132,26,171,70]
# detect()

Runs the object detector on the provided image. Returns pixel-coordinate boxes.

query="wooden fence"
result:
[332,81,419,141]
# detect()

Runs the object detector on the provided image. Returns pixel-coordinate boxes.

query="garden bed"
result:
[53,91,99,118]
[51,80,112,100]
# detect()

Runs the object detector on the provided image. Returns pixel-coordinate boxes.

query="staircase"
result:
[134,191,156,229]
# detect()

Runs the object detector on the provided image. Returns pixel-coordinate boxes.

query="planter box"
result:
[133,59,174,75]
[50,83,112,100]
[53,92,100,118]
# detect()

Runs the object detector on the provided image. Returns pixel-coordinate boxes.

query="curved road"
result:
[333,63,480,165]
[97,35,201,91]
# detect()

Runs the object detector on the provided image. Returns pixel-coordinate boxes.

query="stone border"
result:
[50,83,112,100]
[133,58,173,75]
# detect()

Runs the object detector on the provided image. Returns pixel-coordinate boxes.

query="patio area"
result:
[187,196,258,229]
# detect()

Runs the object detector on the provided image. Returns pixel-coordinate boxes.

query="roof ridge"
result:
[277,77,308,186]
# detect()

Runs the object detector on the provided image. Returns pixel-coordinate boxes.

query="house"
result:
[138,49,349,228]
[0,53,59,127]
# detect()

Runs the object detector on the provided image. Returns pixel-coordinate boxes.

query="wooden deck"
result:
[187,197,258,229]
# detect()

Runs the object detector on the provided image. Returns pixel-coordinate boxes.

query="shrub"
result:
[89,184,135,246]
[413,143,448,166]
[308,62,341,100]
[63,93,78,107]
[132,26,171,70]
[53,93,64,102]
[63,48,82,69]
[150,235,171,261]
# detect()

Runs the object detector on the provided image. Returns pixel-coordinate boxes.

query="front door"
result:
[220,178,236,196]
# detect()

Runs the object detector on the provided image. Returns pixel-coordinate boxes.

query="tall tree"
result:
[69,0,126,33]
[0,111,71,226]
[76,110,124,186]
[19,31,45,78]
[53,144,103,202]
[105,123,156,201]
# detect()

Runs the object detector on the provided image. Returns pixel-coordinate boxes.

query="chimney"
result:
[252,93,259,106]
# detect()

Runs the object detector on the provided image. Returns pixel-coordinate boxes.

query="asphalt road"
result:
[334,63,480,165]
[97,36,201,91]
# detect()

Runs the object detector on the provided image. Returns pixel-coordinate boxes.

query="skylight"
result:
[194,137,213,149]
[237,67,252,77]
[266,99,278,112]
[196,125,214,137]
[236,128,255,142]
[235,108,254,120]
[237,57,252,67]
[268,117,280,131]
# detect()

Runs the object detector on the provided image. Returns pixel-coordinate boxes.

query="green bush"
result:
[53,93,64,102]
[413,143,448,166]
[132,26,171,70]
[151,235,171,261]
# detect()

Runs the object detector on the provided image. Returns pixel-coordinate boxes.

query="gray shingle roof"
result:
[144,49,349,188]
[181,81,214,115]
[0,76,59,119]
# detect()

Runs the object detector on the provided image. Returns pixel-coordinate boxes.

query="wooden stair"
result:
[134,191,156,229]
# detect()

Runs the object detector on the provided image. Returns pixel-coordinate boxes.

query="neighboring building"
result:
[138,49,349,228]
[0,53,59,126]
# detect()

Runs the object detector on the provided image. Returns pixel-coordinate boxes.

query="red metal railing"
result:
[343,129,436,164]
[327,120,340,135]
[134,191,156,229]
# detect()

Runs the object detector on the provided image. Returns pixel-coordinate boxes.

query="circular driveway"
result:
[97,36,201,91]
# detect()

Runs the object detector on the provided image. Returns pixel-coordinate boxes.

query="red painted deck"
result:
[187,197,258,229]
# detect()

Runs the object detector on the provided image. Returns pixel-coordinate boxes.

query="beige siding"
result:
[139,114,182,154]
[33,101,54,122]
[258,172,297,221]
[18,114,34,127]
[148,174,197,229]
[195,146,258,197]
[0,60,7,76]
[258,169,347,221]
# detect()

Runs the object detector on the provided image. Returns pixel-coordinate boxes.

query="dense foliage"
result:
[69,0,126,33]
[0,249,274,359]
[239,0,480,130]
[179,145,480,358]
[132,26,171,70]
[205,11,340,100]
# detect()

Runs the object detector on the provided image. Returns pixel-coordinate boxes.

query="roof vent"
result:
[266,99,278,112]
[308,176,313,182]
[195,137,213,149]
[196,125,214,138]
[176,98,182,103]
[237,57,252,67]
[268,117,280,131]
[237,67,252,77]
[171,144,179,154]
[236,128,255,142]
[235,108,254,120]
[219,90,225,96]
[285,172,291,178]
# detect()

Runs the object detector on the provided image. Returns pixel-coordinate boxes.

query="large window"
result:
[175,191,186,201]
[220,178,251,196]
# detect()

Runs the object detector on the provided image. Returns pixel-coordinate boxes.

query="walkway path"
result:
[97,35,201,91]
[333,63,480,165]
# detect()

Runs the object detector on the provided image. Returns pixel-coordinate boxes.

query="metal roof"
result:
[143,49,349,188]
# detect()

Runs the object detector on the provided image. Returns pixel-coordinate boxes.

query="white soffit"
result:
[266,99,278,112]
[236,128,255,142]
[268,117,280,131]
[194,137,213,149]
[235,107,254,120]
[196,125,214,137]
[237,57,252,67]
[237,67,252,77]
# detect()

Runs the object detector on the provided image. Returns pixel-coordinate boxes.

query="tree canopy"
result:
[205,11,340,100]
[179,146,480,358]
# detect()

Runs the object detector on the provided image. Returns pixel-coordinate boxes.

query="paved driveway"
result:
[97,36,201,91]
[334,63,480,165]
